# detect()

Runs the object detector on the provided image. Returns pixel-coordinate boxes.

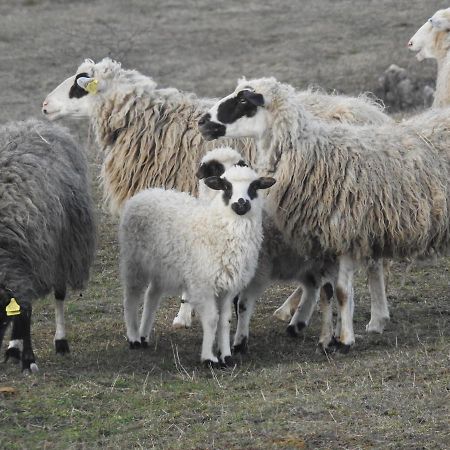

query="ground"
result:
[0,1,449,449]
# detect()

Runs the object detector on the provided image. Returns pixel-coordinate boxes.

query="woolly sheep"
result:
[199,77,450,349]
[0,119,96,371]
[119,163,275,365]
[408,8,450,107]
[43,58,389,334]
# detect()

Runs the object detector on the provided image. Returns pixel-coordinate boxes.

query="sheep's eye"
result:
[239,97,247,104]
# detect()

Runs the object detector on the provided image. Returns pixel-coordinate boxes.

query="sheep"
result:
[119,163,275,365]
[43,58,391,334]
[0,119,96,371]
[199,77,450,350]
[192,147,341,351]
[408,8,450,107]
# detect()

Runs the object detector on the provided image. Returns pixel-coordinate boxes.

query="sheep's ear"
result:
[243,90,265,107]
[203,176,228,191]
[77,77,99,94]
[430,16,450,31]
[196,161,225,179]
[254,177,276,190]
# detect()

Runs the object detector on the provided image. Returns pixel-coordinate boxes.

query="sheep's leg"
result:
[286,273,321,337]
[192,298,219,365]
[273,286,302,322]
[5,319,23,362]
[334,254,355,351]
[366,258,390,333]
[0,316,11,359]
[233,282,266,354]
[172,293,193,329]
[123,267,148,348]
[139,284,163,347]
[18,304,38,373]
[217,293,234,367]
[54,288,70,354]
[318,283,335,351]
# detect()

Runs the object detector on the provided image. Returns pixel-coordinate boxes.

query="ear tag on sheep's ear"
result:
[85,79,99,94]
[6,298,20,316]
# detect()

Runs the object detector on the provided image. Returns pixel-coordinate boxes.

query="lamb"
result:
[199,77,450,349]
[0,119,96,371]
[193,147,341,351]
[43,58,391,333]
[408,8,450,107]
[119,162,275,365]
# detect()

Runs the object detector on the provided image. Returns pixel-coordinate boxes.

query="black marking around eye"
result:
[248,180,258,200]
[217,90,260,124]
[196,159,225,179]
[236,160,248,167]
[69,72,90,99]
[221,177,233,205]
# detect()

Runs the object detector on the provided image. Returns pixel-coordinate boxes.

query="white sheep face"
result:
[408,9,450,61]
[42,60,97,120]
[198,89,270,141]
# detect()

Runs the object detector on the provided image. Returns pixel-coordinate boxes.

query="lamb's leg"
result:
[318,283,334,351]
[233,282,266,354]
[172,293,193,329]
[273,286,302,322]
[54,288,70,354]
[0,316,11,359]
[123,265,148,348]
[217,294,234,367]
[5,319,22,362]
[286,273,321,337]
[334,254,355,352]
[18,304,38,373]
[366,258,390,333]
[139,284,163,348]
[192,299,219,365]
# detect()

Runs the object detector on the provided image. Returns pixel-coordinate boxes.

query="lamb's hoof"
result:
[55,339,70,355]
[329,337,352,354]
[22,360,39,374]
[273,308,292,323]
[286,322,305,337]
[366,317,389,334]
[203,359,219,369]
[5,347,21,363]
[140,337,149,349]
[317,340,336,355]
[232,337,248,354]
[220,356,235,368]
[172,317,191,329]
[129,340,141,349]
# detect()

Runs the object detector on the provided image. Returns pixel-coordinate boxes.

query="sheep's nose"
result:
[198,113,211,126]
[238,198,246,205]
[407,40,413,47]
[231,198,251,215]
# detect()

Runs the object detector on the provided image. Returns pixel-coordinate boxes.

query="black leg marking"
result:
[232,336,248,354]
[19,306,38,373]
[55,339,70,354]
[233,295,239,319]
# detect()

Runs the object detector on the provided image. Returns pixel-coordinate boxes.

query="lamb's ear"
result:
[203,176,228,191]
[254,177,276,190]
[77,77,99,94]
[243,90,265,107]
[196,160,225,179]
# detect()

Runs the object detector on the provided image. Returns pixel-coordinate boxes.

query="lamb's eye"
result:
[239,97,247,104]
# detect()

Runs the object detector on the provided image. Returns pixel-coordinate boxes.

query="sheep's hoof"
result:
[232,337,248,354]
[366,316,389,334]
[140,337,149,349]
[55,339,70,355]
[220,356,234,368]
[317,341,336,355]
[286,322,305,337]
[203,359,219,369]
[128,340,141,349]
[4,347,21,363]
[328,336,352,354]
[22,359,39,374]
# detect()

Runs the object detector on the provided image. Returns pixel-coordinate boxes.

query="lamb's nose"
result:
[407,40,413,47]
[238,198,246,205]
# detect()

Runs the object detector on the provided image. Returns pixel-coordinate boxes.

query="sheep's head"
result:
[204,165,275,217]
[408,8,450,61]
[42,57,121,120]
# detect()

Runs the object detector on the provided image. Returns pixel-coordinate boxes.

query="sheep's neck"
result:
[434,55,450,107]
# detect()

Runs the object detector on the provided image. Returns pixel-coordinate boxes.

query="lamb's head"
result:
[408,9,450,61]
[198,77,287,141]
[42,57,124,120]
[204,165,275,217]
[197,147,248,201]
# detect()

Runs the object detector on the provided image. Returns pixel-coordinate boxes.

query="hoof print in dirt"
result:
[55,339,70,355]
[232,337,248,354]
[5,347,21,363]
[129,340,141,349]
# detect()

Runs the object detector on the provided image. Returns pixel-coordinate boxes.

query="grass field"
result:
[0,1,449,448]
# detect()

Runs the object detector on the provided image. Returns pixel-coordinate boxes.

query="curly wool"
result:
[0,119,96,301]
[244,77,450,260]
[84,59,391,214]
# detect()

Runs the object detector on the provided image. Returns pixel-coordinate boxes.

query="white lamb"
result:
[119,163,275,365]
[408,8,450,107]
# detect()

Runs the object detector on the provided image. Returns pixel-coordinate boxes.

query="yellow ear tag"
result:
[85,79,99,94]
[6,298,20,316]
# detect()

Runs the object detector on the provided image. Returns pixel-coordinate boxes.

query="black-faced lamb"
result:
[0,119,96,371]
[119,163,275,365]
[199,77,450,350]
